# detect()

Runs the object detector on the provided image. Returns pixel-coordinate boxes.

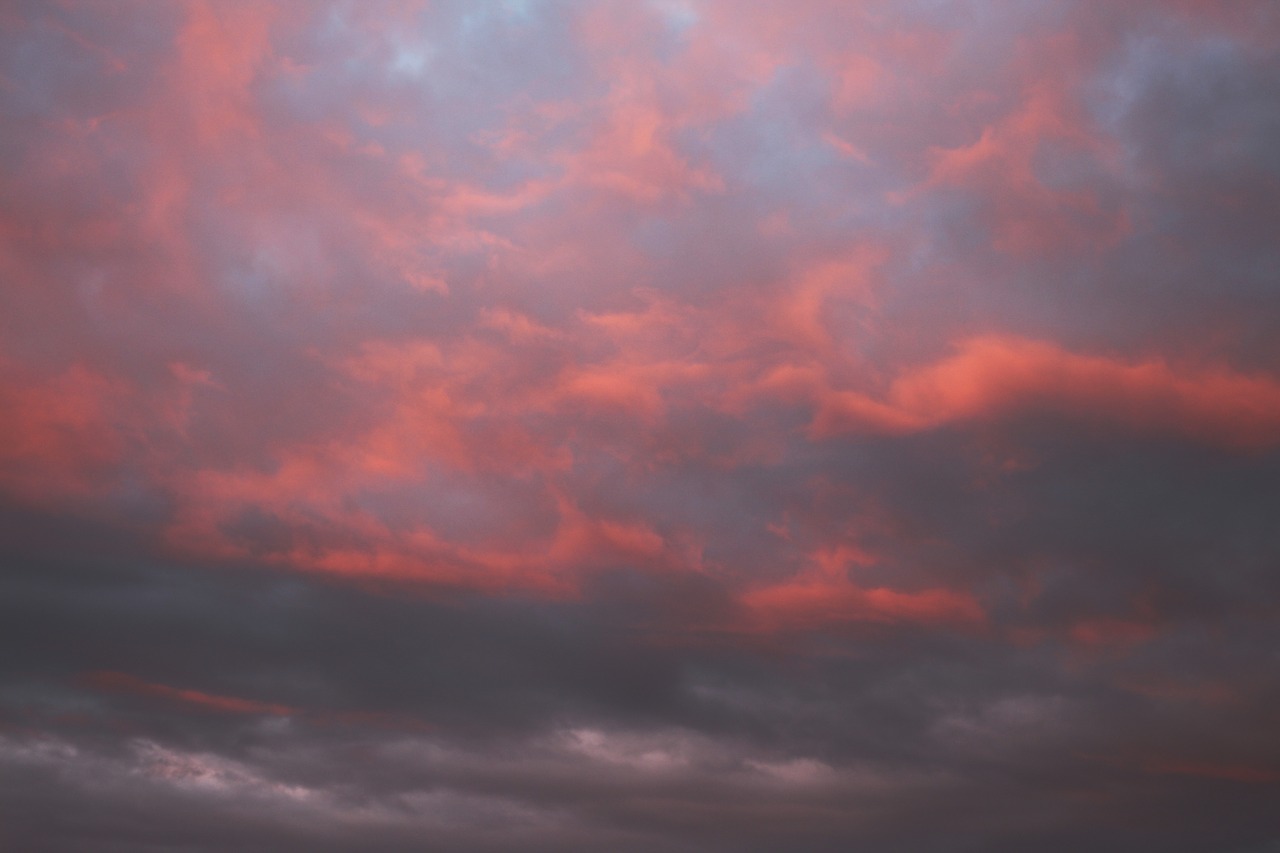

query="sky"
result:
[1,1,1279,850]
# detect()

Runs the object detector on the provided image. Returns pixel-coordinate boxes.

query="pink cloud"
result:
[85,671,297,717]
[1,0,1277,630]
[0,362,132,503]
[741,576,985,633]
[809,336,1280,449]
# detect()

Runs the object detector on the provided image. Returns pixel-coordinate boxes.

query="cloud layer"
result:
[2,2,1279,850]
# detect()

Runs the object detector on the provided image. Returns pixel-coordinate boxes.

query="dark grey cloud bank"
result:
[3,470,1279,853]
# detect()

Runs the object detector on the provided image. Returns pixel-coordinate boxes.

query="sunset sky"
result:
[2,2,1279,850]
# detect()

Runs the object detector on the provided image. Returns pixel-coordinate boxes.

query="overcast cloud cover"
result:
[2,1,1279,850]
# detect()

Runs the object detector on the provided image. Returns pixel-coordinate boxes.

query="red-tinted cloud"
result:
[811,336,1280,448]
[85,671,296,717]
[0,1,1275,657]
[1146,761,1280,785]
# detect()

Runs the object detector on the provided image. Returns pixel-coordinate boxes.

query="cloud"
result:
[1,1,1278,851]
[813,335,1280,448]
[84,670,298,717]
